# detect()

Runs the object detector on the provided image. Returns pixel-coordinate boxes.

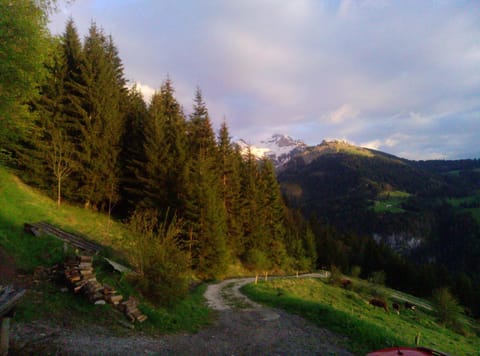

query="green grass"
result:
[138,284,212,334]
[448,192,480,224]
[373,190,411,213]
[242,278,480,355]
[0,166,131,270]
[0,165,211,333]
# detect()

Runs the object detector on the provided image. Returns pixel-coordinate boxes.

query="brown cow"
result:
[369,298,389,313]
[392,302,400,315]
[340,278,352,289]
[404,301,416,311]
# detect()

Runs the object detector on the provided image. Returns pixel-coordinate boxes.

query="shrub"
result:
[128,209,190,306]
[330,265,343,285]
[368,270,386,285]
[432,287,463,327]
[350,265,361,278]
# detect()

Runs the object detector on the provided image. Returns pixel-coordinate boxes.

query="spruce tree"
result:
[118,84,148,215]
[185,88,227,278]
[258,158,289,269]
[75,23,125,212]
[29,39,77,206]
[218,121,244,258]
[136,78,187,218]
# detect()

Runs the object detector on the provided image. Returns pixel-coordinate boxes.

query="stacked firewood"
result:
[121,296,148,323]
[63,256,147,323]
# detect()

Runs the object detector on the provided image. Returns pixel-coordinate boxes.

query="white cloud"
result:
[47,0,480,159]
[132,82,155,104]
[327,104,358,124]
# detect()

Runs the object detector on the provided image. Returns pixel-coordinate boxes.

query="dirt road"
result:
[13,276,353,355]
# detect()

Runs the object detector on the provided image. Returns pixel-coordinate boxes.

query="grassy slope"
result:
[242,278,480,355]
[373,190,411,213]
[0,165,211,333]
[448,192,480,224]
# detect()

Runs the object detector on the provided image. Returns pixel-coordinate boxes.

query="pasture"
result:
[448,192,480,224]
[242,277,480,355]
[373,190,410,213]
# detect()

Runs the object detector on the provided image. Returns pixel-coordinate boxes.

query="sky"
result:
[48,0,480,160]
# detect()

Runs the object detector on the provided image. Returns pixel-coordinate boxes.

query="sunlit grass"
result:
[372,190,410,213]
[0,165,211,333]
[242,278,480,355]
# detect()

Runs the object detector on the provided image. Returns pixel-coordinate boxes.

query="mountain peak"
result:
[236,134,306,167]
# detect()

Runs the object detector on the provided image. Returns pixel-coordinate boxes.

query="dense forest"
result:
[1,7,316,285]
[1,1,479,317]
[279,144,480,316]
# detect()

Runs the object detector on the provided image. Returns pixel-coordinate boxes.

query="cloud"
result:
[327,104,358,124]
[47,0,480,159]
[131,82,155,104]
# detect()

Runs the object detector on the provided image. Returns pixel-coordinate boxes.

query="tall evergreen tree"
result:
[29,39,77,206]
[258,158,289,269]
[75,23,125,212]
[118,84,148,215]
[218,121,244,258]
[136,78,187,218]
[185,88,227,278]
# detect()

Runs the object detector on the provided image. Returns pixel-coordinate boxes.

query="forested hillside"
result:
[1,13,316,288]
[279,140,480,316]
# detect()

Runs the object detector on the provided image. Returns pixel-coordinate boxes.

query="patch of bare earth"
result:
[11,277,353,355]
[0,247,16,285]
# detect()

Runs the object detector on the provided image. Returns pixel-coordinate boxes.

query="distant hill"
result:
[277,140,480,275]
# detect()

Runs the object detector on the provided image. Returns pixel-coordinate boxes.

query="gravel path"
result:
[12,275,353,355]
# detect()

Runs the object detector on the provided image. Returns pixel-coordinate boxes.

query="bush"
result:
[330,265,343,285]
[350,265,361,278]
[368,270,386,285]
[432,287,463,327]
[128,209,190,306]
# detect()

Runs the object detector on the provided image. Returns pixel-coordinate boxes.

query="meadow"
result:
[0,165,211,333]
[242,277,480,355]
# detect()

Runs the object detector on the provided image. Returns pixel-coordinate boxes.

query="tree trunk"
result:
[57,176,62,207]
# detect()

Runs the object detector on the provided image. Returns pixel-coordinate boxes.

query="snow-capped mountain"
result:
[236,134,307,168]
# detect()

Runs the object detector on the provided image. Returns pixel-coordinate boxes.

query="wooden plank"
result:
[27,222,103,253]
[0,287,25,318]
[104,258,132,274]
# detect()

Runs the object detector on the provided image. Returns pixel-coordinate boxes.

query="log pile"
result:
[63,256,147,323]
[121,297,147,323]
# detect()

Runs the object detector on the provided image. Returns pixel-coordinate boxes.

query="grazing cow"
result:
[404,301,416,311]
[340,278,352,289]
[392,302,400,315]
[369,298,389,313]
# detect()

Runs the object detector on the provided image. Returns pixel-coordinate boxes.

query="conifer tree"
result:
[29,39,77,206]
[118,84,148,215]
[218,121,244,258]
[185,88,227,278]
[258,158,289,269]
[136,78,187,218]
[239,150,267,255]
[75,23,125,212]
